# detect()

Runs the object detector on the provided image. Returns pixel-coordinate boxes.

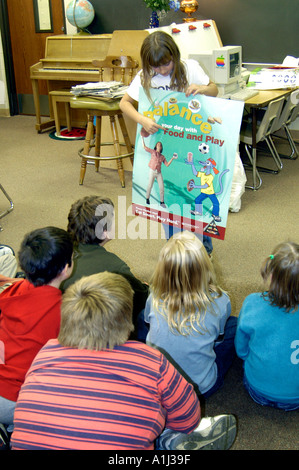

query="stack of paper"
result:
[71,81,129,100]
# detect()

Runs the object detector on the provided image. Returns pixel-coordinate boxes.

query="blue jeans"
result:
[195,193,220,217]
[0,395,16,432]
[164,225,213,255]
[243,376,299,411]
[202,234,213,256]
[203,316,237,399]
[137,309,148,342]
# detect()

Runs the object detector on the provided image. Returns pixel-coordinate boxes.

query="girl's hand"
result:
[186,81,218,97]
[185,84,207,97]
[140,116,165,135]
[120,93,168,134]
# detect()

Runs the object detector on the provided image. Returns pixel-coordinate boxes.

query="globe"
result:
[66,0,95,29]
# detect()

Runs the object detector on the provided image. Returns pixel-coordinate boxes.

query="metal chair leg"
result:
[244,145,262,190]
[0,184,14,231]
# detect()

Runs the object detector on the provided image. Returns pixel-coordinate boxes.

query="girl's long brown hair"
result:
[140,31,188,101]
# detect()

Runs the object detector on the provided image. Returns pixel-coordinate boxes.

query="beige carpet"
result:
[0,114,298,450]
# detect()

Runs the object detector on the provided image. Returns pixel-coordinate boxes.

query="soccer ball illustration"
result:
[198,143,210,154]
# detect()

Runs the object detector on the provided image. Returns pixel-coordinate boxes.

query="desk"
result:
[243,88,294,189]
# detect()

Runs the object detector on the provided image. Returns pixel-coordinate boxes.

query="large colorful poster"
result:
[132,89,244,240]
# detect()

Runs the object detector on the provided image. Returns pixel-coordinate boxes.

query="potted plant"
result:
[143,0,181,27]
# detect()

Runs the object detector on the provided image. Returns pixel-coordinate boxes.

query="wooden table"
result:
[243,88,295,189]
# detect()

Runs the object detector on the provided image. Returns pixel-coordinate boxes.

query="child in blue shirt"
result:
[235,241,299,410]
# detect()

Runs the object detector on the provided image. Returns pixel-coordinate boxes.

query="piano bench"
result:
[70,96,134,188]
[49,90,73,136]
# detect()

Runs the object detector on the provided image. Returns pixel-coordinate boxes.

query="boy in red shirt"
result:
[0,226,73,442]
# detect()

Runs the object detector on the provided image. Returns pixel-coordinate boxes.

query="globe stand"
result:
[76,30,91,35]
[66,0,95,33]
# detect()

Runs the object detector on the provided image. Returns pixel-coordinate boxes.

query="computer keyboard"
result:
[229,88,259,101]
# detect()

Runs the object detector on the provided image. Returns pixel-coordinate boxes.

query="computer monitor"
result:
[190,46,242,95]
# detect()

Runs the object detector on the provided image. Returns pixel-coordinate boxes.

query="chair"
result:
[70,55,139,188]
[270,89,299,160]
[0,184,13,232]
[240,97,285,189]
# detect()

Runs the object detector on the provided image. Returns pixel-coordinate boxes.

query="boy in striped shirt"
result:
[11,272,236,450]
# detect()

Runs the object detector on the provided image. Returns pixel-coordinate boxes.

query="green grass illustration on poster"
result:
[132,88,244,240]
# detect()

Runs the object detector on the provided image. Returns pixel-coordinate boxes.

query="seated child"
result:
[61,195,149,333]
[235,241,299,410]
[0,226,73,434]
[144,231,237,398]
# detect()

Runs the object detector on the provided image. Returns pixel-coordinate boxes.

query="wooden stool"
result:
[70,96,134,188]
[70,55,139,188]
[49,89,72,136]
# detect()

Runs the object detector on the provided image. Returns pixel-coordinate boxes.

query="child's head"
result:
[58,272,134,350]
[141,31,179,70]
[154,141,163,152]
[140,31,187,96]
[67,195,114,245]
[151,231,222,334]
[18,226,73,287]
[261,241,299,312]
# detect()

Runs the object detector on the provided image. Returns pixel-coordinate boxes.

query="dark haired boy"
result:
[62,196,149,335]
[0,226,73,435]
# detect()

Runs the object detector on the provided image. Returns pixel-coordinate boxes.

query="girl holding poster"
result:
[120,31,218,254]
[120,31,218,135]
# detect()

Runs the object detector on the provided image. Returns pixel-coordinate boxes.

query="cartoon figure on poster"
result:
[131,89,244,240]
[186,145,229,223]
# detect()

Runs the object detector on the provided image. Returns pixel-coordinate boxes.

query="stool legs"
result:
[94,116,101,173]
[78,111,134,187]
[80,114,94,185]
[110,115,125,188]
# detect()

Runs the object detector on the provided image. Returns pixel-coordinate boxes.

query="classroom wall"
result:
[198,0,299,64]
[86,0,298,64]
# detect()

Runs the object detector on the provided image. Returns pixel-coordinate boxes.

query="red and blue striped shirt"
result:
[11,339,200,450]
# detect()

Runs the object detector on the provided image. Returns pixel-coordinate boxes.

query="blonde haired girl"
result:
[144,231,237,398]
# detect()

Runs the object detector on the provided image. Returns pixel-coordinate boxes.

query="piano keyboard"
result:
[42,67,97,72]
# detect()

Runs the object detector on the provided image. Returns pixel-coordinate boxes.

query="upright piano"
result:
[30,31,149,132]
[30,34,112,132]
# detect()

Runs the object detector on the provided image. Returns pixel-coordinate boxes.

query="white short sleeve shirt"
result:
[127,59,210,102]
